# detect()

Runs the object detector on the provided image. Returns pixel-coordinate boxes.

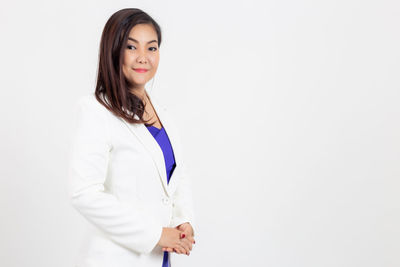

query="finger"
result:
[172,244,184,254]
[185,234,195,244]
[163,247,173,253]
[176,241,189,255]
[175,246,187,255]
[178,245,189,255]
[181,237,193,251]
[182,224,194,237]
[182,229,195,242]
[179,239,192,253]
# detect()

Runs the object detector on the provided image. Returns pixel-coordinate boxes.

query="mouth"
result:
[133,68,149,73]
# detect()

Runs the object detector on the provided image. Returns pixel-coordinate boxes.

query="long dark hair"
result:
[94,8,162,125]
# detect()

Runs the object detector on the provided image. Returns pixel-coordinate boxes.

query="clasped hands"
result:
[157,222,195,256]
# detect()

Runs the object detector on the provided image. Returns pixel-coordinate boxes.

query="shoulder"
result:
[76,93,101,108]
[74,93,110,116]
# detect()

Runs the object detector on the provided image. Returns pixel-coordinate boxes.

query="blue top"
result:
[145,124,175,267]
[145,125,176,184]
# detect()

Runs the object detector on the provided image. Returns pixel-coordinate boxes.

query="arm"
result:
[169,125,197,236]
[67,96,163,254]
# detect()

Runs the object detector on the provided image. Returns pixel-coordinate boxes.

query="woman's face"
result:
[122,24,160,93]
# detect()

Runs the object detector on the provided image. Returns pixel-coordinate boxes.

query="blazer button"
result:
[162,197,170,205]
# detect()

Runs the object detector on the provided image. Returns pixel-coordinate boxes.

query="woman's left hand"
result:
[162,222,195,254]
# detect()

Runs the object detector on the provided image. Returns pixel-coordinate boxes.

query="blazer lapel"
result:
[119,89,181,197]
[148,91,181,196]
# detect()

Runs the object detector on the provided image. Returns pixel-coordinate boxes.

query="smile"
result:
[133,68,148,73]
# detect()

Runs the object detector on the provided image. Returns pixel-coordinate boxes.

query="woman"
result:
[67,8,196,267]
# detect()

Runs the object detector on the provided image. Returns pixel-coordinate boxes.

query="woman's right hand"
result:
[157,227,193,255]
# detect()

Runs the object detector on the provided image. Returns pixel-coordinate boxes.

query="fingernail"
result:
[181,233,186,238]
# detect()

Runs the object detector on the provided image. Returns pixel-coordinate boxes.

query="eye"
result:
[127,45,136,50]
[149,47,158,51]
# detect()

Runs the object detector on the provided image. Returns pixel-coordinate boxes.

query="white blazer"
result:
[67,89,196,267]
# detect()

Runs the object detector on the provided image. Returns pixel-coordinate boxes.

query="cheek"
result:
[123,52,133,66]
[122,63,129,77]
[150,56,159,68]
[151,59,158,69]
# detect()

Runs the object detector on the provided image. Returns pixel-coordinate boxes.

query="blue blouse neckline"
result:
[146,125,163,130]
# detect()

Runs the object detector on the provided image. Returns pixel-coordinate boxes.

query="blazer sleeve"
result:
[169,122,197,235]
[67,96,163,254]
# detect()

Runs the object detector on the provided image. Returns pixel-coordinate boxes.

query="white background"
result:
[0,1,398,266]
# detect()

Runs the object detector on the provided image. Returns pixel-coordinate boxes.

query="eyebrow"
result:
[128,37,158,45]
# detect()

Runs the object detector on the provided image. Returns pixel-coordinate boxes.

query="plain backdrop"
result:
[0,0,399,266]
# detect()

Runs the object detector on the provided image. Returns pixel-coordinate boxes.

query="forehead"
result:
[128,24,158,41]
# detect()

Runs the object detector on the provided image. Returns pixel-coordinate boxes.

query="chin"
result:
[133,80,148,86]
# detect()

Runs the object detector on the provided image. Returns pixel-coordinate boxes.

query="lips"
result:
[133,68,148,73]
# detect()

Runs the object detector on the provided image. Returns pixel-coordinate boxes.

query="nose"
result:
[137,52,148,64]
[137,56,147,64]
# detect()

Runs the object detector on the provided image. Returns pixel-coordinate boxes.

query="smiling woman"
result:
[93,8,163,126]
[122,24,160,99]
[68,8,196,267]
